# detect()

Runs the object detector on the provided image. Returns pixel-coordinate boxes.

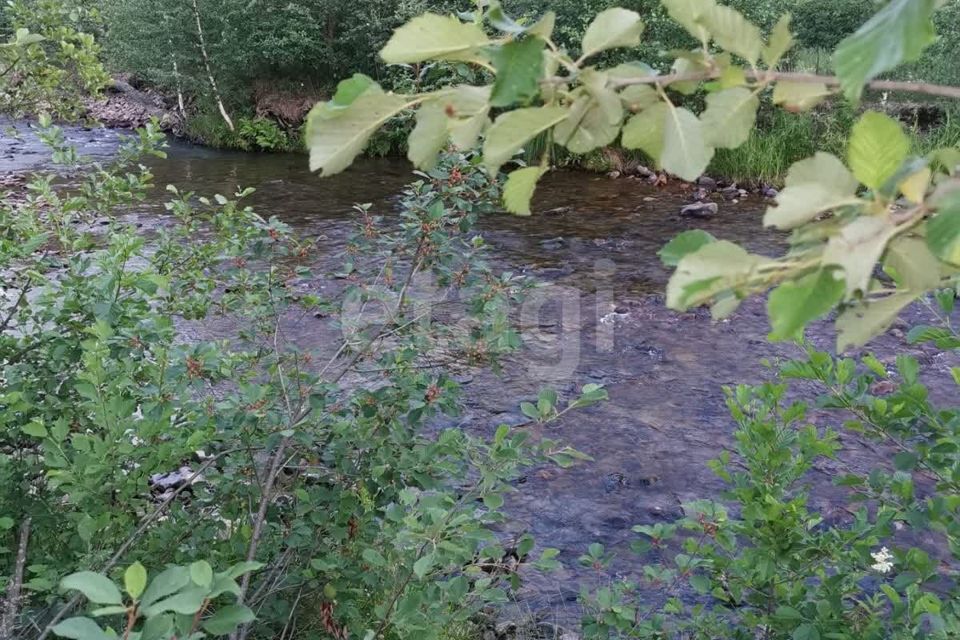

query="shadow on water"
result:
[11,127,960,622]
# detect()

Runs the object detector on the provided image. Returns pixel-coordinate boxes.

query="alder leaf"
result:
[773,81,831,111]
[483,106,568,175]
[306,86,413,176]
[667,240,769,310]
[700,87,759,149]
[503,166,547,216]
[620,85,659,113]
[824,215,901,297]
[408,102,449,170]
[554,87,623,154]
[659,230,716,267]
[621,102,667,165]
[764,152,861,229]
[490,37,545,107]
[884,236,942,292]
[836,293,919,352]
[927,189,960,265]
[767,268,845,341]
[380,14,490,64]
[834,0,938,101]
[763,14,794,68]
[701,4,762,64]
[848,111,910,191]
[662,104,714,182]
[581,8,644,59]
[662,0,713,43]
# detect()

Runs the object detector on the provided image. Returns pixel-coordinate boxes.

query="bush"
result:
[792,0,876,52]
[579,294,960,637]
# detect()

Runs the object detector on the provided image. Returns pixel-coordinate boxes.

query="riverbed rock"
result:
[539,237,565,250]
[721,186,740,201]
[679,202,718,218]
[761,185,779,198]
[696,175,717,191]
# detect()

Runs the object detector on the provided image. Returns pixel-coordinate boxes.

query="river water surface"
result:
[8,125,960,624]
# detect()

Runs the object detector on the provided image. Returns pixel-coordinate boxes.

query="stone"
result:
[721,186,740,201]
[761,185,779,198]
[539,237,565,250]
[696,175,717,190]
[679,202,718,218]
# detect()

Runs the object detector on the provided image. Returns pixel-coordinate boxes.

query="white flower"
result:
[871,547,894,573]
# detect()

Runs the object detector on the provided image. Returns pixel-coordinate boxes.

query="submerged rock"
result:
[679,202,718,218]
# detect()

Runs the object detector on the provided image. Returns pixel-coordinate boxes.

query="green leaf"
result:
[667,240,769,310]
[764,153,860,229]
[767,269,845,341]
[773,81,831,111]
[124,562,147,600]
[661,104,714,182]
[658,230,716,267]
[763,14,794,67]
[824,216,900,297]
[848,112,910,191]
[60,571,123,605]
[775,605,803,620]
[553,87,623,154]
[202,605,256,635]
[21,420,47,438]
[834,0,938,101]
[793,623,821,640]
[836,293,918,352]
[700,87,759,149]
[408,102,449,170]
[449,86,492,151]
[926,190,960,265]
[490,37,545,107]
[663,0,713,43]
[520,401,539,420]
[884,236,942,291]
[141,614,174,640]
[51,617,110,640]
[483,106,568,175]
[581,8,644,59]
[220,561,264,580]
[893,451,918,471]
[619,85,659,113]
[622,102,667,164]
[306,84,413,177]
[141,587,208,616]
[503,166,546,216]
[380,14,490,64]
[413,554,434,579]
[139,566,190,610]
[190,560,213,588]
[362,548,387,567]
[529,11,556,39]
[702,4,762,64]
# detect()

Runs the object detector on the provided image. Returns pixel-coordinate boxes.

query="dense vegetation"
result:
[45,0,958,173]
[2,0,960,639]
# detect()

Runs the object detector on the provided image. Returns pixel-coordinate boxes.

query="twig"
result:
[1,517,31,640]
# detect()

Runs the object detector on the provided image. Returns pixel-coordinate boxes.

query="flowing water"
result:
[8,125,960,623]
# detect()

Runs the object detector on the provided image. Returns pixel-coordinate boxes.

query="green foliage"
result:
[52,561,261,639]
[0,0,109,118]
[580,329,960,637]
[0,114,594,637]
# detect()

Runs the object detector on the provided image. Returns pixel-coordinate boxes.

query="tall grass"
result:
[709,104,854,184]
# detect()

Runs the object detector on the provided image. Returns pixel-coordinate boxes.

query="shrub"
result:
[579,292,960,637]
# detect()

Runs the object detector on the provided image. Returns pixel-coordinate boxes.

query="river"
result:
[7,123,959,625]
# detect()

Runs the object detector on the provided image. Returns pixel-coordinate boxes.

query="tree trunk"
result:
[190,0,233,131]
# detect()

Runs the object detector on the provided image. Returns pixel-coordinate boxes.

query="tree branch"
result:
[1,517,31,640]
[604,69,960,100]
